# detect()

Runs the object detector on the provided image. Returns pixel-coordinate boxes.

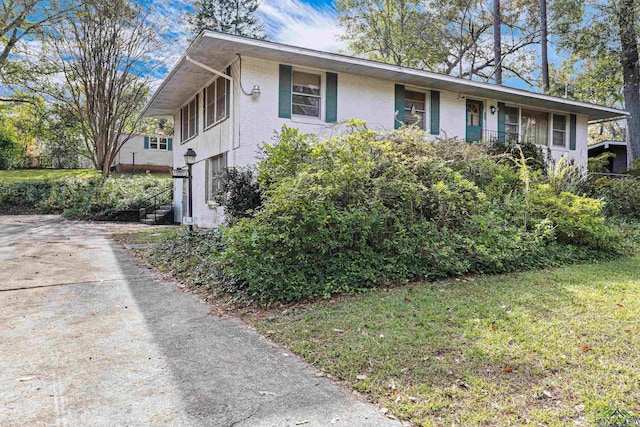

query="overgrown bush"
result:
[146,124,634,305]
[0,174,172,219]
[212,124,626,304]
[214,167,261,224]
[592,177,640,218]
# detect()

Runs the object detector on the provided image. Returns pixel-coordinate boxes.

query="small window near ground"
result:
[292,71,321,118]
[404,91,426,129]
[180,95,199,142]
[207,153,227,200]
[553,114,567,147]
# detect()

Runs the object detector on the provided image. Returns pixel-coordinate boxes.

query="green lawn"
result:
[251,257,640,426]
[0,168,99,182]
[0,169,171,182]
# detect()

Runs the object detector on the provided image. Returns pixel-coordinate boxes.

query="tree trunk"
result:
[493,0,502,85]
[540,0,549,92]
[618,0,640,165]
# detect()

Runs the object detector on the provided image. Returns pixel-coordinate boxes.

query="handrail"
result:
[136,186,173,223]
[137,186,172,206]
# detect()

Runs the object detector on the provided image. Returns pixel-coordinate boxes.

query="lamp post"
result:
[184,148,197,231]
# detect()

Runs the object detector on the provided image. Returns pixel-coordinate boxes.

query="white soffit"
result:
[143,31,629,121]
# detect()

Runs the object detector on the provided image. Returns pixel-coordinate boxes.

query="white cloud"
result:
[258,0,346,53]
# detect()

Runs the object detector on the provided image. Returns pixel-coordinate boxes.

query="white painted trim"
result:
[198,31,627,118]
[587,140,627,151]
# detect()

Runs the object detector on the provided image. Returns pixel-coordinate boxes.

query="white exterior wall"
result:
[115,135,173,168]
[172,55,591,228]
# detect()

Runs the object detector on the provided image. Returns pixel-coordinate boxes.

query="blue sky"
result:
[145,0,346,84]
[146,0,559,91]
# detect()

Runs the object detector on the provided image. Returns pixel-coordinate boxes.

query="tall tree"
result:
[35,0,159,176]
[337,0,539,84]
[540,0,549,91]
[556,0,640,165]
[617,0,640,163]
[186,0,266,39]
[336,0,438,68]
[493,0,503,84]
[0,0,79,77]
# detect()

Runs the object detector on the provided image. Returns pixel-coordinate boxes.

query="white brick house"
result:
[111,134,173,173]
[142,31,628,228]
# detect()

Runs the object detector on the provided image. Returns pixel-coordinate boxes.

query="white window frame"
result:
[404,90,427,130]
[205,76,228,130]
[292,70,322,119]
[148,136,169,151]
[552,114,568,148]
[207,153,227,201]
[180,95,199,144]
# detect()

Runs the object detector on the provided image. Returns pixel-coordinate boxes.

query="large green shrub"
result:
[592,177,640,218]
[212,124,622,304]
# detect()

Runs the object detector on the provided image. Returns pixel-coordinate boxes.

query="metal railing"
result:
[136,187,173,223]
[481,130,520,144]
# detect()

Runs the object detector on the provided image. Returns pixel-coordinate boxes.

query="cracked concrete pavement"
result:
[0,215,404,426]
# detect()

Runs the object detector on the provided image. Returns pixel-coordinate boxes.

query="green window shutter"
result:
[326,72,338,123]
[569,114,577,150]
[168,138,173,151]
[430,90,440,135]
[278,64,292,119]
[497,102,506,142]
[394,84,405,129]
[144,136,149,149]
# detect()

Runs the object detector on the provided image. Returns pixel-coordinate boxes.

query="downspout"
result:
[185,56,236,149]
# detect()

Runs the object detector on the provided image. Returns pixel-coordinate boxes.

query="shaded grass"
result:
[252,257,640,426]
[112,227,180,245]
[0,169,98,182]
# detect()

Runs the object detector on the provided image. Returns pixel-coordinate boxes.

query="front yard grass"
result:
[252,257,640,426]
[117,228,640,426]
[0,168,99,182]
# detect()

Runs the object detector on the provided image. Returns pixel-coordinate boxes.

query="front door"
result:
[466,99,483,142]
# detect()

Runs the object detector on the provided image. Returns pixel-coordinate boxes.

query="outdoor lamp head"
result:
[184,148,197,165]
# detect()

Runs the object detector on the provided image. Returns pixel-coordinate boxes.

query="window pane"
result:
[188,99,196,138]
[293,72,320,96]
[206,84,216,127]
[521,109,548,146]
[181,106,189,141]
[467,103,480,127]
[215,78,226,122]
[405,91,426,111]
[553,130,566,146]
[292,94,320,117]
[553,114,566,131]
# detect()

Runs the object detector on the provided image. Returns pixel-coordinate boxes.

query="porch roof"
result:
[143,31,628,122]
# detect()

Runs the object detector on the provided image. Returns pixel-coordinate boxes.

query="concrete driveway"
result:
[0,215,402,427]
